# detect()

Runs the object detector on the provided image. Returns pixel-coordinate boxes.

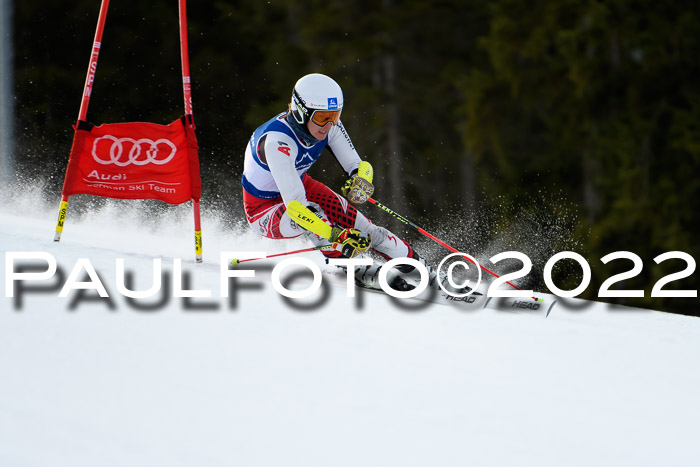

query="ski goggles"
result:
[310,109,341,127]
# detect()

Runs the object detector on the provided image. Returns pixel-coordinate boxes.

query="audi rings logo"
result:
[92,135,178,167]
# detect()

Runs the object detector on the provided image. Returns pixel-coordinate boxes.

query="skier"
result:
[241,73,450,291]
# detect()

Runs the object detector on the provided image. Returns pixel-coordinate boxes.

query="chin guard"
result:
[343,176,375,204]
[342,161,375,204]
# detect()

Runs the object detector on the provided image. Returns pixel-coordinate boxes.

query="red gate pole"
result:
[179,0,194,121]
[178,0,203,263]
[54,0,111,242]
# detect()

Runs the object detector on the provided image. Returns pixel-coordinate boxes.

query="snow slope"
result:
[1,199,700,467]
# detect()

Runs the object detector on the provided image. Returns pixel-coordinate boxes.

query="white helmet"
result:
[289,73,344,127]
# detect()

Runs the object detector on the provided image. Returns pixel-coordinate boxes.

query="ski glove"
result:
[330,226,371,258]
[284,200,370,257]
[342,161,374,204]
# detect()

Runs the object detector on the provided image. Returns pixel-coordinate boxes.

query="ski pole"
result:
[367,197,538,299]
[231,244,338,266]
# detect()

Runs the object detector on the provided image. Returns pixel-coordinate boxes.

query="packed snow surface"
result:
[1,199,699,467]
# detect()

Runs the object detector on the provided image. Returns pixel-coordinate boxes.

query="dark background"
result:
[9,0,700,314]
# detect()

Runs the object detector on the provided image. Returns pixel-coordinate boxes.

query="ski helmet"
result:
[289,73,344,127]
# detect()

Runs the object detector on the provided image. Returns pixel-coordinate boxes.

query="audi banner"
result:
[62,118,201,205]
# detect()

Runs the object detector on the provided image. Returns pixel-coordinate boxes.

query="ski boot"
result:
[354,263,415,292]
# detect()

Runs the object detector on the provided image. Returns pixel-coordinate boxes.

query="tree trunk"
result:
[0,0,15,187]
[582,147,601,223]
[460,150,477,213]
[384,52,404,212]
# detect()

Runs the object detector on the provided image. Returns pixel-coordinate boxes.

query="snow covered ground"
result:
[2,196,700,467]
